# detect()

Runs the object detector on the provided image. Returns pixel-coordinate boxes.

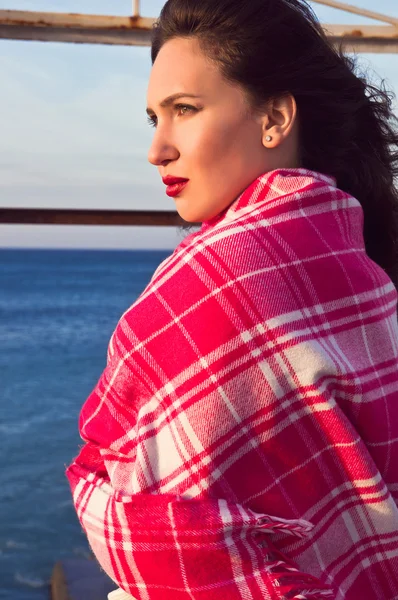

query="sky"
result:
[0,0,397,249]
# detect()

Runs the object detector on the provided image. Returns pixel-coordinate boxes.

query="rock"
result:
[51,558,116,600]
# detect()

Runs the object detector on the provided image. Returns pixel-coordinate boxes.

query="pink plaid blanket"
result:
[66,169,398,599]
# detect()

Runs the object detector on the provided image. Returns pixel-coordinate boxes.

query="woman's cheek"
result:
[187,115,222,159]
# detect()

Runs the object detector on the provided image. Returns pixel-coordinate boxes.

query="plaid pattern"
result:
[66,169,398,599]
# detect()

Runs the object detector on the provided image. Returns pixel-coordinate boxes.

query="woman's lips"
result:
[165,180,189,198]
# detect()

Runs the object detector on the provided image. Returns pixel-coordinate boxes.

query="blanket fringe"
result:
[291,592,334,599]
[255,514,314,538]
[252,515,334,599]
[266,565,335,599]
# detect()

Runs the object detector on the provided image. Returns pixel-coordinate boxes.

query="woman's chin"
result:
[175,203,202,224]
[177,212,201,225]
[176,203,220,225]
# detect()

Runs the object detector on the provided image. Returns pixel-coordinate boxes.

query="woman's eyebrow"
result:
[146,93,202,115]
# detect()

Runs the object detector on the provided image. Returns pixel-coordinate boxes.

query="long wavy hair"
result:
[151,0,398,288]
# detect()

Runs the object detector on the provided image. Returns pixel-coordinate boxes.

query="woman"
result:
[66,0,398,598]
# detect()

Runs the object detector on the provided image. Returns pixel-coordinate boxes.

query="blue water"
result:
[0,249,171,599]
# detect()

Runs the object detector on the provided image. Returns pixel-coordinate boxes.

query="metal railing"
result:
[0,208,184,227]
[0,0,397,51]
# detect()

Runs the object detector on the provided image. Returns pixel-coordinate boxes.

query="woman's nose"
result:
[147,128,179,166]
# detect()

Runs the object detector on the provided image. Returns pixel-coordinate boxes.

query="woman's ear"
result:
[261,94,297,148]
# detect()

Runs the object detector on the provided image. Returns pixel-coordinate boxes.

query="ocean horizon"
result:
[0,248,171,599]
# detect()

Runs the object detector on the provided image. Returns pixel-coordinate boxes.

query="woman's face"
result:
[146,37,273,223]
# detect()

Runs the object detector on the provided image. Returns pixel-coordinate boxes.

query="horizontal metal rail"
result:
[0,208,188,227]
[325,23,398,53]
[0,10,397,52]
[0,10,154,46]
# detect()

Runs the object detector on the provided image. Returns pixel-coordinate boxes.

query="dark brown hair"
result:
[151,0,398,288]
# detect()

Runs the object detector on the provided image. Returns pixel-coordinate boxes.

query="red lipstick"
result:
[162,175,189,198]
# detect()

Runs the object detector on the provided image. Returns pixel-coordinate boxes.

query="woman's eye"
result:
[146,104,197,128]
[175,104,193,115]
[147,115,157,128]
[175,104,196,116]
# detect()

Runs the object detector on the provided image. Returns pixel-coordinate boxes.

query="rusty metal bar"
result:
[0,208,186,227]
[331,37,398,54]
[0,9,398,52]
[0,10,154,46]
[325,24,398,38]
[325,23,398,53]
[312,0,398,26]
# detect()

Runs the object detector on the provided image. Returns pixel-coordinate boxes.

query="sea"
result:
[0,248,172,600]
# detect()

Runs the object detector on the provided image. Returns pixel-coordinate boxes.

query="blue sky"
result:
[0,0,397,249]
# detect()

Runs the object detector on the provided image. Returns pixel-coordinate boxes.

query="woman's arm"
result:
[66,449,333,600]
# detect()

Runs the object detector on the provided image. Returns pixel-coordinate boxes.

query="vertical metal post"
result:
[133,0,140,17]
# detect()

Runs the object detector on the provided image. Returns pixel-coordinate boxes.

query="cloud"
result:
[0,43,168,212]
[0,50,152,152]
[0,0,138,16]
[0,224,189,249]
[1,180,169,210]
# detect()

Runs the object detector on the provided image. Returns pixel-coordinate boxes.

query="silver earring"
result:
[265,135,272,142]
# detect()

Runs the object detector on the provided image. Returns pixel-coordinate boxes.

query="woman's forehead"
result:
[147,38,220,106]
